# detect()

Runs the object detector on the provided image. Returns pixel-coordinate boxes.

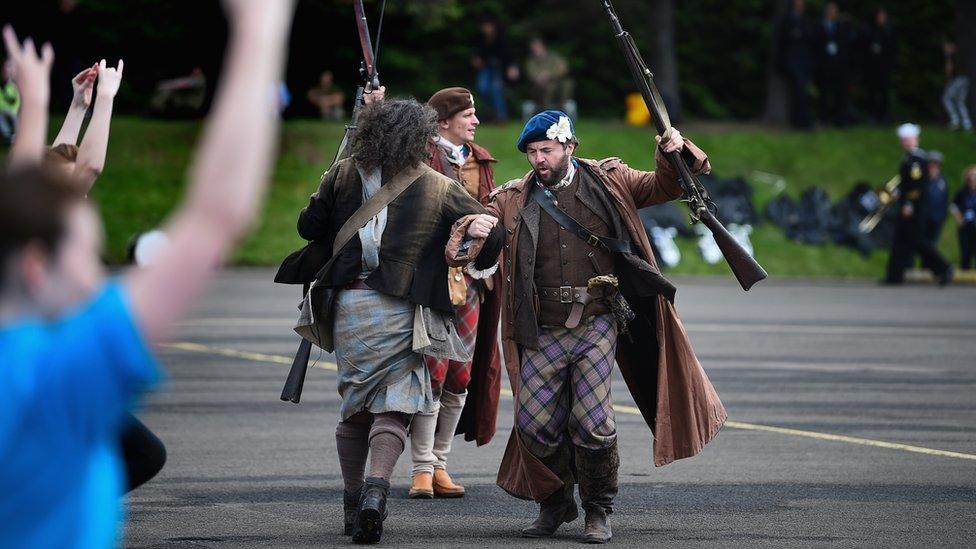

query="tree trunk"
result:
[956,0,976,120]
[648,0,682,122]
[762,0,790,125]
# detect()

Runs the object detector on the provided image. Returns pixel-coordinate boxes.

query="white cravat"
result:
[434,134,468,166]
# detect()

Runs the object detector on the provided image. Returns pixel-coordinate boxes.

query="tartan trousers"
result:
[517,314,618,457]
[424,275,480,398]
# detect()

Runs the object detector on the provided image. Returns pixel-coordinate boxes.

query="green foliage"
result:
[44,117,976,279]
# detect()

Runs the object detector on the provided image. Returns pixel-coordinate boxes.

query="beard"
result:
[536,154,571,186]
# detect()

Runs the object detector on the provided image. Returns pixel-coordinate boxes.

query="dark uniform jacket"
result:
[898,148,929,220]
[291,157,503,313]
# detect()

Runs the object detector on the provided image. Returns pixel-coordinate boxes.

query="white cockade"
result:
[546,116,573,143]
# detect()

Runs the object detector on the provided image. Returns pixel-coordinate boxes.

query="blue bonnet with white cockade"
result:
[516,110,575,152]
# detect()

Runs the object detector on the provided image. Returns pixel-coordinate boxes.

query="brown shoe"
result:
[408,472,433,499]
[432,468,465,498]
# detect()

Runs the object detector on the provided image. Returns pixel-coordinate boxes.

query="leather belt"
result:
[538,285,593,329]
[344,279,372,290]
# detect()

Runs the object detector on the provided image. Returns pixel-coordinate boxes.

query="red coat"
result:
[426,139,503,446]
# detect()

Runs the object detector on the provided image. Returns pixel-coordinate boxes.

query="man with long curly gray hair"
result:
[293,97,504,543]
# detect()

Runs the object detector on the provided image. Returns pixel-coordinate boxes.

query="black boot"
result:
[352,477,390,544]
[343,489,360,536]
[521,444,579,538]
[576,443,619,544]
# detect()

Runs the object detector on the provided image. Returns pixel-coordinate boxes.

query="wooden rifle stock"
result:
[601,0,767,290]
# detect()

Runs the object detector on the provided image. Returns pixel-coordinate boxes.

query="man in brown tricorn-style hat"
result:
[366,86,503,500]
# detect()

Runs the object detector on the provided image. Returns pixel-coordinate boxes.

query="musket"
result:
[331,0,385,166]
[600,0,767,291]
[280,0,385,404]
[858,175,900,233]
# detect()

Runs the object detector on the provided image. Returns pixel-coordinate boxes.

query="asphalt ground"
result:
[124,269,976,548]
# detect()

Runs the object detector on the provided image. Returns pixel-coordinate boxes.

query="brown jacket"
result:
[483,142,726,502]
[427,140,497,206]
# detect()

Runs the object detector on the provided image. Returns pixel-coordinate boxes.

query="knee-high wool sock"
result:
[336,418,371,495]
[368,412,408,480]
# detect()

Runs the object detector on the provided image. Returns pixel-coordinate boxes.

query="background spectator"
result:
[920,150,949,270]
[862,7,897,124]
[150,67,206,118]
[775,0,815,129]
[522,36,574,120]
[0,58,18,144]
[950,166,976,269]
[471,18,518,123]
[814,2,858,126]
[942,41,972,132]
[306,70,345,120]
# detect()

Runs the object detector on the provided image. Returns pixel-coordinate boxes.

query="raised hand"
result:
[96,59,124,98]
[3,25,53,167]
[71,63,98,108]
[2,25,53,107]
[656,126,685,154]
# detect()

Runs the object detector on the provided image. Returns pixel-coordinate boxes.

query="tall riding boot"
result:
[575,443,619,544]
[352,476,390,544]
[521,444,579,538]
[408,402,439,499]
[432,390,467,497]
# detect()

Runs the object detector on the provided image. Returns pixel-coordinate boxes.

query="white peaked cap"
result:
[896,123,920,139]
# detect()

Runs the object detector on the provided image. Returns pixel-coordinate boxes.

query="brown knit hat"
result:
[427,87,475,121]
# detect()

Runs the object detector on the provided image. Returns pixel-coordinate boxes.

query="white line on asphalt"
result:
[161,341,976,463]
[174,318,976,339]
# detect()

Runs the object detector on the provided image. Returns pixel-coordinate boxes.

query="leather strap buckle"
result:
[586,234,602,248]
[559,286,573,304]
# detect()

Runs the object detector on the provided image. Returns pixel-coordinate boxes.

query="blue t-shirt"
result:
[0,282,160,548]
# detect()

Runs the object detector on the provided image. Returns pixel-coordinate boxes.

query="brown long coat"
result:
[484,142,727,502]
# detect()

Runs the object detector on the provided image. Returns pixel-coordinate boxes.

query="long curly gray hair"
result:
[350,98,437,175]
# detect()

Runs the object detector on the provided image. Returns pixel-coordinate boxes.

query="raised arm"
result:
[127,0,295,343]
[617,128,711,209]
[52,64,97,147]
[72,59,123,193]
[2,25,53,169]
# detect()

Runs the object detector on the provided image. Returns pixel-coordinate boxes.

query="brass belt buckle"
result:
[559,286,573,304]
[586,234,601,247]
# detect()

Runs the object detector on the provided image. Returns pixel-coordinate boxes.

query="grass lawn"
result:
[39,117,976,278]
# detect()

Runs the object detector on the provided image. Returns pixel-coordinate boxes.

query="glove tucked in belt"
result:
[538,285,595,329]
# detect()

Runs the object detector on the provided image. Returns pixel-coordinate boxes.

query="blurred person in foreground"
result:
[292,95,503,542]
[883,124,952,285]
[523,36,574,120]
[950,166,976,270]
[483,111,724,543]
[0,0,295,546]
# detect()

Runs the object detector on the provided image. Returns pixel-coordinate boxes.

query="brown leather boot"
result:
[521,444,578,538]
[432,468,465,498]
[576,443,619,544]
[407,471,433,499]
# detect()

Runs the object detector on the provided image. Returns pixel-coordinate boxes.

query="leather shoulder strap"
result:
[530,182,631,254]
[331,163,425,257]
